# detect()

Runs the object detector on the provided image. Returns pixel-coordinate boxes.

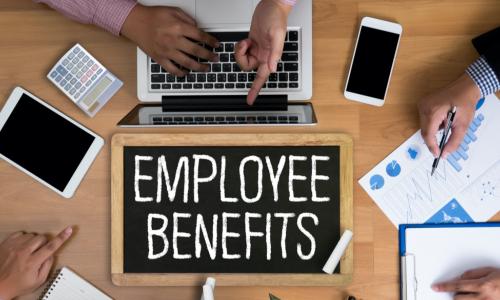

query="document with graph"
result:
[359,94,500,227]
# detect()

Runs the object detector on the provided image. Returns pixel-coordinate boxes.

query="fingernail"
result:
[213,55,219,62]
[64,227,73,237]
[271,61,278,72]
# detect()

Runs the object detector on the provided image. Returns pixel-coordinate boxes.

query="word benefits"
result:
[132,153,333,261]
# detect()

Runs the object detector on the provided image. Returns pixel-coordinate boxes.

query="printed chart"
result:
[359,95,500,227]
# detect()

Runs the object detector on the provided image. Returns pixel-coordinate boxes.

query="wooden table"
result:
[0,1,498,299]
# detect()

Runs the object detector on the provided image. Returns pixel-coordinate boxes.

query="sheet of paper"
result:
[405,227,500,300]
[359,95,500,226]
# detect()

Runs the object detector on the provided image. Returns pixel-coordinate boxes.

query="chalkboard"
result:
[111,134,353,286]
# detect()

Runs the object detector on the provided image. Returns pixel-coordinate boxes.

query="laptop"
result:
[118,0,315,127]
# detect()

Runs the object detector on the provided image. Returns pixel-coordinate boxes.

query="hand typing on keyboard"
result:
[235,0,294,105]
[122,5,220,77]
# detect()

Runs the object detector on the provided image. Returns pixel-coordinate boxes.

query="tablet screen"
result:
[0,93,95,191]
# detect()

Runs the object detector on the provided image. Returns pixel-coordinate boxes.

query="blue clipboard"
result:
[399,222,500,300]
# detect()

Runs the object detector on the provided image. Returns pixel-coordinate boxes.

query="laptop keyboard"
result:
[149,30,300,92]
[151,114,300,125]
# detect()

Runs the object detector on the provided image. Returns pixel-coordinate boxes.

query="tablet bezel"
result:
[0,87,104,198]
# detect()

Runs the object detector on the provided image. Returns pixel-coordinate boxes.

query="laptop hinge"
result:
[161,95,288,112]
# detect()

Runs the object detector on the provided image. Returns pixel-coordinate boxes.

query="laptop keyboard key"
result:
[173,84,182,89]
[284,42,299,51]
[204,83,214,89]
[194,83,203,89]
[212,63,222,72]
[162,84,172,89]
[278,83,288,88]
[225,83,235,89]
[167,74,176,82]
[187,74,196,82]
[238,73,247,82]
[151,64,161,73]
[289,31,299,41]
[215,83,224,89]
[220,53,229,62]
[208,74,216,82]
[290,73,299,81]
[236,83,245,89]
[279,73,288,81]
[225,43,234,52]
[284,63,299,71]
[223,63,232,72]
[183,84,193,89]
[217,74,227,82]
[151,84,161,89]
[197,74,206,82]
[289,82,299,88]
[282,53,298,61]
[228,73,237,82]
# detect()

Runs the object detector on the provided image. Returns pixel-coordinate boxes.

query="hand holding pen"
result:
[431,106,457,175]
[418,74,481,162]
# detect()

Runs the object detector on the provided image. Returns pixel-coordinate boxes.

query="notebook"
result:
[399,223,500,300]
[39,267,112,300]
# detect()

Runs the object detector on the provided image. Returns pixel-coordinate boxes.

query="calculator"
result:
[47,44,123,117]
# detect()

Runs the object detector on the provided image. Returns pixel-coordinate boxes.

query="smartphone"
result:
[344,17,402,106]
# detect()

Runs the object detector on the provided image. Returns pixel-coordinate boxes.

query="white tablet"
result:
[0,87,104,198]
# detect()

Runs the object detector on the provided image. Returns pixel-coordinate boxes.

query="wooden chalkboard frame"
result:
[111,133,353,286]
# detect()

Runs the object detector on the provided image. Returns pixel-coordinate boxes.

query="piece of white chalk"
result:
[201,277,216,300]
[202,284,214,300]
[322,229,353,274]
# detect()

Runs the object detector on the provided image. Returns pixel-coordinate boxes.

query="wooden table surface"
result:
[0,1,498,299]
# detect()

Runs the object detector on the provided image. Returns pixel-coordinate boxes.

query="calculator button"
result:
[65,74,72,81]
[55,75,63,82]
[60,79,67,86]
[81,76,88,83]
[81,65,89,72]
[82,55,89,62]
[56,65,68,76]
[85,80,92,87]
[73,47,80,53]
[75,82,82,89]
[80,87,86,93]
[87,61,94,67]
[77,62,84,68]
[70,88,76,95]
[50,71,58,78]
[96,68,103,75]
[76,71,83,78]
[86,70,93,77]
[91,65,98,71]
[72,58,78,64]
[71,67,78,75]
[70,78,77,85]
[64,84,71,91]
[68,53,75,60]
[67,62,74,70]
[75,92,80,99]
[77,52,84,59]
[91,75,97,81]
[62,59,69,66]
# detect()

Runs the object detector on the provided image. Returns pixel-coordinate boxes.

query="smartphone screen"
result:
[346,26,400,100]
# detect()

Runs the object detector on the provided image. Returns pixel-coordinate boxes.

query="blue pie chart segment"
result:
[386,160,401,177]
[370,174,385,190]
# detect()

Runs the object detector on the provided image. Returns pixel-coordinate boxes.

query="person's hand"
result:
[432,267,500,299]
[418,73,481,158]
[235,0,292,105]
[0,227,73,300]
[122,5,219,76]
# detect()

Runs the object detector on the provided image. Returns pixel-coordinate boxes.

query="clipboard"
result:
[399,222,500,300]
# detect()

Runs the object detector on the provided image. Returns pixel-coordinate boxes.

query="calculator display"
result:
[0,93,95,191]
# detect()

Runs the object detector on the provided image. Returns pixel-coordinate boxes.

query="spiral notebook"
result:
[39,267,112,300]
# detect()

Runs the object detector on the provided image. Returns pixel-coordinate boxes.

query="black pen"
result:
[431,106,457,176]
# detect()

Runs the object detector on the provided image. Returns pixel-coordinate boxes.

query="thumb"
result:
[267,30,286,72]
[442,124,469,158]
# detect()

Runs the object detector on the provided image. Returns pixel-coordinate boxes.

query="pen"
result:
[431,106,457,176]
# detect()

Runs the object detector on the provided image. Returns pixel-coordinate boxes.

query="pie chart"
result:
[386,160,401,177]
[370,174,385,190]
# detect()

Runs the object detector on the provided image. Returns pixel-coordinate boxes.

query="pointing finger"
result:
[432,279,482,293]
[247,64,270,105]
[33,227,72,264]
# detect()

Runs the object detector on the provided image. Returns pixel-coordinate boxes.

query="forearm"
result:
[33,0,137,36]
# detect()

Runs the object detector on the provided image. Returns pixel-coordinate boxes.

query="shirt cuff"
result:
[93,0,137,36]
[466,56,500,97]
[280,0,298,6]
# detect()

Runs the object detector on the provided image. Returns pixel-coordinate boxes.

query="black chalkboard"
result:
[123,146,340,274]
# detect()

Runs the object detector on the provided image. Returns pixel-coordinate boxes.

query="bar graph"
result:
[447,113,484,172]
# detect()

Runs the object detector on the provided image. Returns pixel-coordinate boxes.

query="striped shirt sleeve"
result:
[466,56,500,97]
[33,0,137,36]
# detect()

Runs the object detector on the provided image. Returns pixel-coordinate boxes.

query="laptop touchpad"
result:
[196,0,253,25]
